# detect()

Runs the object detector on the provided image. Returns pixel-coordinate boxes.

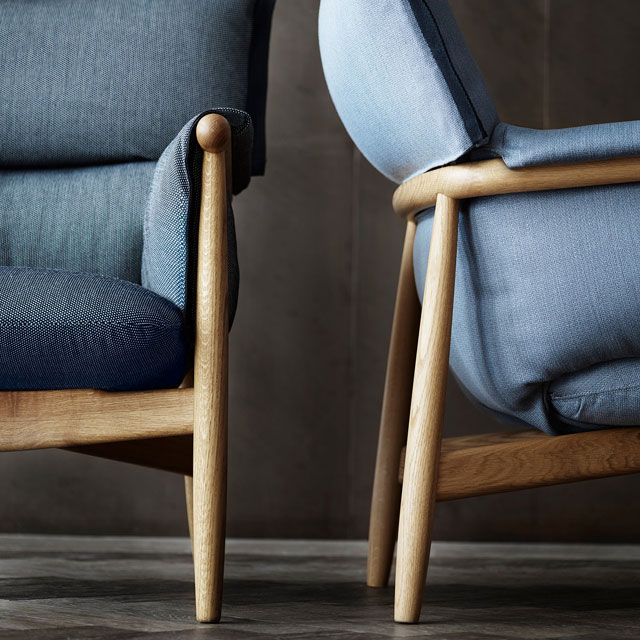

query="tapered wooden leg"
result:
[367,221,421,588]
[192,115,230,624]
[185,476,194,545]
[395,194,459,623]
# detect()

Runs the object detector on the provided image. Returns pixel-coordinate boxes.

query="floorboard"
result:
[0,536,639,638]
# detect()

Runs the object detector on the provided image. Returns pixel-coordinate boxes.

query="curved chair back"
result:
[319,0,498,183]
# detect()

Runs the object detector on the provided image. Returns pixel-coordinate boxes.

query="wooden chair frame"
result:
[367,155,640,623]
[0,113,231,623]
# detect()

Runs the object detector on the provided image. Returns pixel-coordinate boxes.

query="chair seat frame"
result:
[366,155,640,622]
[0,113,231,624]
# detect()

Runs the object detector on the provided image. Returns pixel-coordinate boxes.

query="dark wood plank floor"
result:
[1,536,639,638]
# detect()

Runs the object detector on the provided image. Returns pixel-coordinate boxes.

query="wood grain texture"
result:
[185,475,194,551]
[398,429,549,479]
[437,426,640,501]
[0,388,193,452]
[392,156,640,219]
[394,195,459,623]
[367,221,421,588]
[64,435,193,476]
[192,114,230,623]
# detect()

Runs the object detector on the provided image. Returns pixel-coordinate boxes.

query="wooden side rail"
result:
[398,427,640,501]
[0,387,194,451]
[393,156,640,219]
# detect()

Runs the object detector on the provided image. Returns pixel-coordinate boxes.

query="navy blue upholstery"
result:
[0,267,185,390]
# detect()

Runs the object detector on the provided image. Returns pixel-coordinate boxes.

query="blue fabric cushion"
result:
[142,111,246,330]
[475,121,640,168]
[319,0,498,183]
[548,359,640,430]
[414,179,640,435]
[0,267,185,391]
[0,0,274,175]
[0,163,155,284]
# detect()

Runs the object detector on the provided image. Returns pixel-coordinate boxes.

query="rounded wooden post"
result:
[394,194,459,623]
[193,114,230,623]
[367,220,421,587]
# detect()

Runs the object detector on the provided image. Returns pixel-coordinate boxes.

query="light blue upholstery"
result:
[477,121,640,168]
[0,163,155,284]
[319,0,498,183]
[320,0,640,434]
[0,267,185,390]
[0,0,275,174]
[414,149,640,434]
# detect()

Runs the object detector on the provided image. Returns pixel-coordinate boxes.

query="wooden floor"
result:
[1,536,639,639]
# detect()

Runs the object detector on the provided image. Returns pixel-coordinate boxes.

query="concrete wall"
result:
[4,0,640,541]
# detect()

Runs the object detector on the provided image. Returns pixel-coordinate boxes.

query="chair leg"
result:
[192,115,230,623]
[185,476,194,547]
[367,221,421,588]
[394,194,459,623]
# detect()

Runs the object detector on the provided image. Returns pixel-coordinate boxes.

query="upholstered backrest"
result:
[318,0,498,183]
[0,0,274,174]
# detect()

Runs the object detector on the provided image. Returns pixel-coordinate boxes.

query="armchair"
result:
[320,0,640,624]
[0,0,275,623]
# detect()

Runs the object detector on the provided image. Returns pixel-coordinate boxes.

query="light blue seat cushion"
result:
[0,0,274,174]
[414,176,640,435]
[0,267,185,390]
[548,359,640,430]
[319,0,498,183]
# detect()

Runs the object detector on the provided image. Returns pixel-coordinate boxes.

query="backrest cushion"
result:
[318,0,498,183]
[0,0,274,173]
[0,163,155,283]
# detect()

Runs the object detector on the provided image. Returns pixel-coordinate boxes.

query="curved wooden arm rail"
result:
[369,153,640,623]
[393,156,640,219]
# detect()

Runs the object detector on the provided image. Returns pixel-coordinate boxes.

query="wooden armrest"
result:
[393,156,640,219]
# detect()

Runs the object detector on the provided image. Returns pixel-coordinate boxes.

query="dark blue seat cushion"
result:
[0,267,185,391]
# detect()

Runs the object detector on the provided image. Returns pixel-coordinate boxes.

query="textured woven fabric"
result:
[0,0,274,174]
[484,121,640,168]
[142,111,246,331]
[318,0,498,183]
[0,163,155,283]
[0,267,185,390]
[548,359,640,429]
[414,180,640,434]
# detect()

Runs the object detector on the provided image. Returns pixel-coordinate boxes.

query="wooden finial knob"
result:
[196,113,231,153]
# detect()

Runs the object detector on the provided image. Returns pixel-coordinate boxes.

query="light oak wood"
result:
[398,429,549,480]
[438,427,640,501]
[394,194,459,623]
[192,113,230,624]
[185,475,194,549]
[65,435,193,476]
[0,388,193,452]
[393,156,640,219]
[367,221,421,588]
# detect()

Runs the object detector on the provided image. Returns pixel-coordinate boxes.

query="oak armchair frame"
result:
[0,113,231,623]
[366,155,640,623]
